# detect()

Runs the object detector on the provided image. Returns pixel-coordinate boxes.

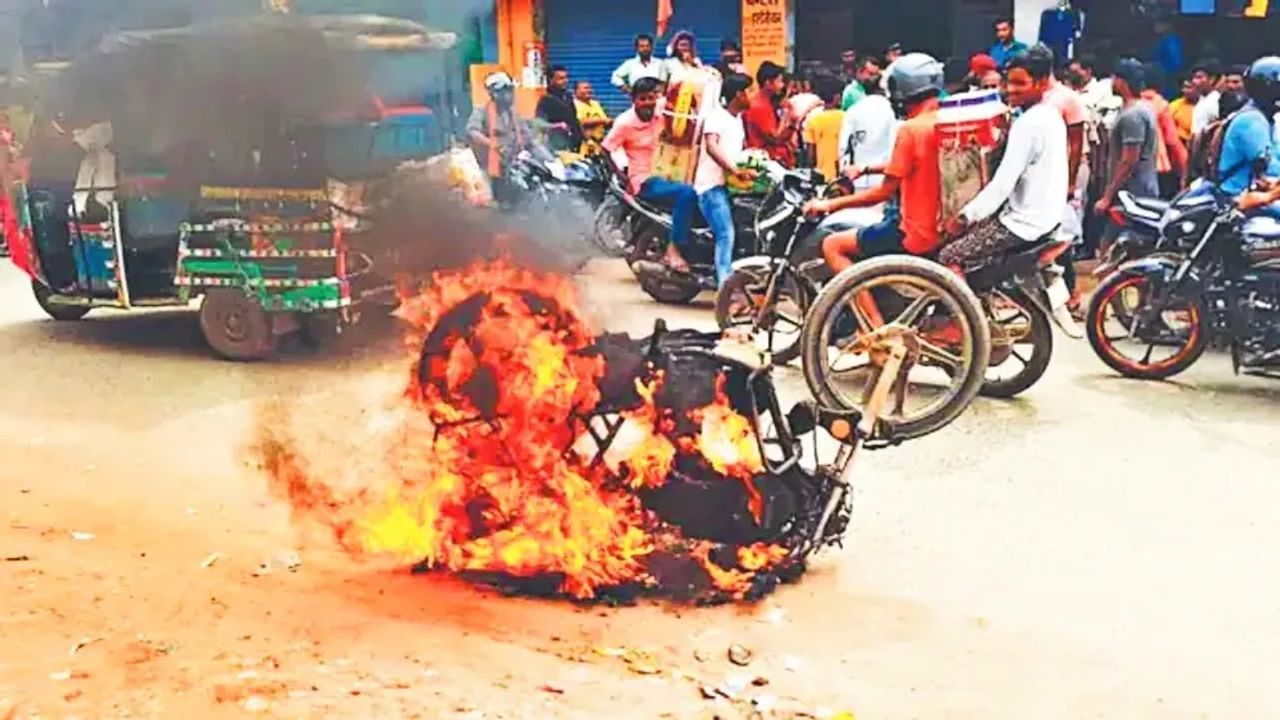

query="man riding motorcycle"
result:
[802,53,946,274]
[1216,57,1280,219]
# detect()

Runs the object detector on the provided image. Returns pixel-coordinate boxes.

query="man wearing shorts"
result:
[803,53,946,273]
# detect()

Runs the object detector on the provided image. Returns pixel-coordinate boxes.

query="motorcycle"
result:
[1086,193,1280,380]
[797,234,1080,440]
[713,173,877,365]
[501,143,606,270]
[1094,188,1216,279]
[619,164,802,305]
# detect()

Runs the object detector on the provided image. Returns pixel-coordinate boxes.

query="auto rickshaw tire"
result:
[200,289,277,361]
[31,281,91,321]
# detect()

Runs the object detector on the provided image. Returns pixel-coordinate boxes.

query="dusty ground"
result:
[3,259,1280,719]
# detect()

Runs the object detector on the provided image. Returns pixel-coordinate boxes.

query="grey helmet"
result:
[886,52,944,104]
[1245,56,1280,112]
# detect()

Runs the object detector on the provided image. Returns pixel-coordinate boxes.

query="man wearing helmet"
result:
[803,53,946,275]
[1217,57,1280,217]
[467,71,533,202]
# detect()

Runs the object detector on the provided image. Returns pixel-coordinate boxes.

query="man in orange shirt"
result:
[803,54,945,274]
[1168,75,1199,145]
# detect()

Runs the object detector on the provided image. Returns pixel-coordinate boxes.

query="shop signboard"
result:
[742,0,787,76]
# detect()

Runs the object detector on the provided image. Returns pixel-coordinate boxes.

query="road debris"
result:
[69,637,100,656]
[727,644,753,666]
[3,555,29,562]
[693,648,711,663]
[70,532,95,542]
[253,550,302,576]
[48,669,87,682]
[752,694,779,713]
[751,676,769,687]
[539,682,566,695]
[200,552,222,569]
[782,655,803,672]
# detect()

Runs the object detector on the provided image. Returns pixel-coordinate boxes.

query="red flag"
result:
[657,0,673,37]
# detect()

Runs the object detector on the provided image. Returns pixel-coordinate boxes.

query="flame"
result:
[256,257,793,600]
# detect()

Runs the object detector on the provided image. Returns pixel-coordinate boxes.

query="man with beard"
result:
[467,72,534,203]
[600,77,698,271]
[537,65,584,152]
[612,34,666,93]
[745,61,795,166]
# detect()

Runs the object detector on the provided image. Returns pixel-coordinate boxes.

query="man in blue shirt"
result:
[989,16,1029,69]
[1220,57,1280,218]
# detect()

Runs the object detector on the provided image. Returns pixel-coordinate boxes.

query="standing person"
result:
[467,72,534,202]
[1140,66,1188,196]
[611,34,665,93]
[573,80,610,155]
[837,57,897,194]
[884,43,904,66]
[664,31,703,86]
[695,72,758,287]
[989,16,1029,70]
[1068,54,1117,120]
[536,65,583,152]
[1168,75,1200,145]
[714,39,746,77]
[941,49,1067,268]
[1094,60,1160,225]
[744,61,796,166]
[1219,64,1250,117]
[1189,59,1223,136]
[600,77,699,271]
[1039,45,1089,305]
[802,75,846,181]
[804,54,947,273]
[840,48,866,110]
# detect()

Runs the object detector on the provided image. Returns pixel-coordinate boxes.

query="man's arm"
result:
[611,60,632,91]
[1099,144,1141,208]
[1066,123,1085,190]
[467,107,492,149]
[821,174,900,211]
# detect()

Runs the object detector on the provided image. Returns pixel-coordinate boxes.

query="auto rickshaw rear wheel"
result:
[31,280,91,321]
[200,288,277,361]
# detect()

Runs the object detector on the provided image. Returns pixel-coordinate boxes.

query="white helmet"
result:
[886,53,944,104]
[484,71,516,93]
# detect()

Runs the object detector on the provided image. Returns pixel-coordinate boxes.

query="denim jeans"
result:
[698,186,735,287]
[639,177,698,249]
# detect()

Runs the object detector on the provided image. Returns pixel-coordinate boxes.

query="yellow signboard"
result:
[742,0,788,78]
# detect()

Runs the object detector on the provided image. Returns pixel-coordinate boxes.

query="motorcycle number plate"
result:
[1046,275,1071,310]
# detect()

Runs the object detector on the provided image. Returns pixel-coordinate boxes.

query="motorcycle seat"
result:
[1131,197,1171,215]
[1118,192,1168,223]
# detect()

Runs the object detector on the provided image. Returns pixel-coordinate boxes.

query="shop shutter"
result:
[544,0,741,117]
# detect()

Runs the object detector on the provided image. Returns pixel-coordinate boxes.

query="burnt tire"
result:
[31,280,91,321]
[1086,271,1208,380]
[639,275,703,305]
[980,292,1054,399]
[715,265,810,365]
[800,256,991,442]
[199,288,277,361]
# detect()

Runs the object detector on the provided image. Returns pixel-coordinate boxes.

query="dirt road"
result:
[3,260,1280,719]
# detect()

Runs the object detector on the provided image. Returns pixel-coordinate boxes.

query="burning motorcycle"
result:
[257,259,934,602]
[1087,195,1280,379]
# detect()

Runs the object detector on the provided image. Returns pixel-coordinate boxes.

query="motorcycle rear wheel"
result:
[591,196,631,258]
[1086,272,1208,380]
[800,256,991,442]
[980,290,1054,399]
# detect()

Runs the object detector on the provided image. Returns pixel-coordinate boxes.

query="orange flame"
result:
[257,258,792,600]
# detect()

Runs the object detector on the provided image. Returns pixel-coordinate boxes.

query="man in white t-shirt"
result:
[694,71,757,287]
[838,57,897,192]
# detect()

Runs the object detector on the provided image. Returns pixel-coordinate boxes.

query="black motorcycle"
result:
[1094,188,1215,279]
[1087,191,1280,379]
[502,144,607,269]
[614,167,803,305]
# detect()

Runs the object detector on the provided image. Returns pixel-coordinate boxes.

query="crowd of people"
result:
[466,16,1280,300]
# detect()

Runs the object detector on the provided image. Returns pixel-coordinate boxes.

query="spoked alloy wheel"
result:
[715,265,811,365]
[1086,273,1207,380]
[980,290,1053,399]
[800,256,991,442]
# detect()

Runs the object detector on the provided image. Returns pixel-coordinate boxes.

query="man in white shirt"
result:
[611,34,666,93]
[694,71,757,287]
[941,46,1067,267]
[838,57,897,192]
[1189,59,1223,136]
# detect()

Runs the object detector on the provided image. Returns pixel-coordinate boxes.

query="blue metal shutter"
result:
[544,0,741,117]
